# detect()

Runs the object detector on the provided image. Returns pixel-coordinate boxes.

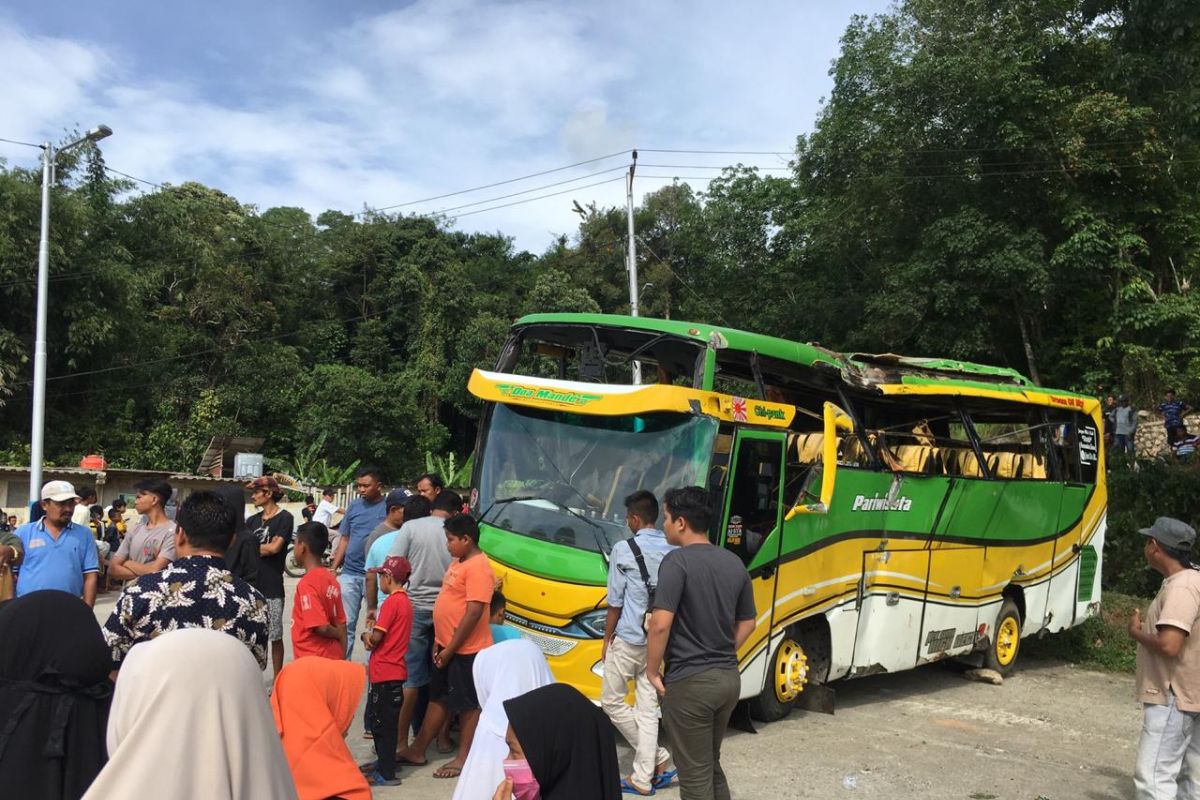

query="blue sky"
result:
[0,0,889,252]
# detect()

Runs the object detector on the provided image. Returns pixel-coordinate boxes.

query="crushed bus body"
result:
[468,313,1104,722]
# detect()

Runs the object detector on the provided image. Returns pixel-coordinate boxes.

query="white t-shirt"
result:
[72,504,93,527]
[313,499,339,527]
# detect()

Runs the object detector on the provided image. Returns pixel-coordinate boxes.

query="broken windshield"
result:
[476,404,717,554]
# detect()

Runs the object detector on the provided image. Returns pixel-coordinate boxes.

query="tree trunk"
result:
[1016,310,1041,386]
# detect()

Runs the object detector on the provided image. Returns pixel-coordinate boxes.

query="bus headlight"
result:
[575,610,608,638]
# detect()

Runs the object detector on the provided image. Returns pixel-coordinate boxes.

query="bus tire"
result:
[983,599,1022,676]
[749,637,809,723]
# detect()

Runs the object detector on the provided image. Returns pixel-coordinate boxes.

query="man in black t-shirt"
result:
[647,486,755,800]
[246,476,294,678]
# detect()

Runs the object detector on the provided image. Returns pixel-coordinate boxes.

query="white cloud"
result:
[0,1,888,252]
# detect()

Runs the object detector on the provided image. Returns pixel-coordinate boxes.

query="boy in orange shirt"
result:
[395,513,494,779]
[291,522,347,660]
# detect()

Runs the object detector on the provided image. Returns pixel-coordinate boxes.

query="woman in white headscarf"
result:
[82,628,298,800]
[453,639,555,800]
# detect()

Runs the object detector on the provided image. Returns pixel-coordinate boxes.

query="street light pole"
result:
[625,150,641,385]
[28,125,112,504]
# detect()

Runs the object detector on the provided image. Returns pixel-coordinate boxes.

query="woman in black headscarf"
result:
[214,484,259,590]
[499,683,620,800]
[0,590,112,800]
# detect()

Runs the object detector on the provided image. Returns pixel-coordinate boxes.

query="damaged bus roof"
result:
[513,313,1092,401]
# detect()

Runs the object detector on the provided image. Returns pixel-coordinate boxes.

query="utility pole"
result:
[625,149,641,384]
[29,125,112,504]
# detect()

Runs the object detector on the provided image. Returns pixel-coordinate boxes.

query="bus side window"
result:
[724,438,783,565]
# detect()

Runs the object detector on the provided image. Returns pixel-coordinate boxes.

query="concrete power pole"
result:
[625,150,641,385]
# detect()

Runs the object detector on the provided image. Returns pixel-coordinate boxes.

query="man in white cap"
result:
[1129,516,1200,798]
[13,481,100,605]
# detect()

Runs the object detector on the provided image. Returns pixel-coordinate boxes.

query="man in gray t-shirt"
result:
[647,486,755,800]
[108,479,177,583]
[387,490,460,748]
[389,512,454,611]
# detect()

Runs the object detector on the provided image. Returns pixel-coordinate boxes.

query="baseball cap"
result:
[41,480,81,502]
[1139,517,1196,550]
[368,555,412,584]
[386,488,413,509]
[245,476,279,492]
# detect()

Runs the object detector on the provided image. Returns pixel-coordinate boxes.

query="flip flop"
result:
[621,778,656,796]
[367,770,402,787]
[433,763,463,779]
[395,755,426,768]
[652,770,677,789]
[358,761,377,774]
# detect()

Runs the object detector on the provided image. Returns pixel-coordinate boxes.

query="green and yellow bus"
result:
[468,314,1104,720]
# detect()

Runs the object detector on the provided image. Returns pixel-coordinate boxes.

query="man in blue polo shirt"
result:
[15,480,100,606]
[331,465,388,656]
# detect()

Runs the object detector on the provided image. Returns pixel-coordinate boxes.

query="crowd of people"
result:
[0,470,756,800]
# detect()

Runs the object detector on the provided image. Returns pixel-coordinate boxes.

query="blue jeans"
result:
[338,572,365,658]
[406,606,435,688]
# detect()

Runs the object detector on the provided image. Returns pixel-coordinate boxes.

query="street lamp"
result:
[28,124,113,504]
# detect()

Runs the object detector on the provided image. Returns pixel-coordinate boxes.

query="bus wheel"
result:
[750,638,808,723]
[983,599,1022,676]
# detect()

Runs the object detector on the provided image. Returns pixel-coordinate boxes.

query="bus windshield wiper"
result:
[477,495,537,525]
[533,495,612,562]
[478,493,611,562]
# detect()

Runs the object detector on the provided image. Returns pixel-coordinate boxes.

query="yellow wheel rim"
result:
[773,639,809,703]
[995,616,1020,667]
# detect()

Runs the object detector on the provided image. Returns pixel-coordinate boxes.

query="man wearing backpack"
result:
[601,490,678,796]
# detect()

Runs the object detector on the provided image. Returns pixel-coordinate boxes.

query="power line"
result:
[372,149,630,212]
[640,148,792,156]
[0,136,41,149]
[427,166,627,215]
[16,306,394,387]
[635,234,729,328]
[451,176,627,219]
[638,163,791,171]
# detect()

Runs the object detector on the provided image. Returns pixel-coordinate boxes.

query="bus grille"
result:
[515,628,577,657]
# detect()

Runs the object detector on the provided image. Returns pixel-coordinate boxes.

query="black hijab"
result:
[214,485,259,590]
[0,590,112,800]
[504,683,620,800]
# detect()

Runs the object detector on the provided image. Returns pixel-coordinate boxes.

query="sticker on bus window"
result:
[726,515,744,546]
[1078,424,1098,465]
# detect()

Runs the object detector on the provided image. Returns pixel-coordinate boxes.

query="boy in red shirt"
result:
[396,513,494,779]
[361,555,414,787]
[291,522,347,660]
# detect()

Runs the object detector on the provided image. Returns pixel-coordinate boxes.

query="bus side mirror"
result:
[786,401,854,519]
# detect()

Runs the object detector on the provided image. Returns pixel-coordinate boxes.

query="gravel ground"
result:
[94,577,1141,800]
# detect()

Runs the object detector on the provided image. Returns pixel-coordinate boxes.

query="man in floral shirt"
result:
[103,490,268,672]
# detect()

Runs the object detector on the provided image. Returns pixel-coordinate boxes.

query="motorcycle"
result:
[283,535,341,578]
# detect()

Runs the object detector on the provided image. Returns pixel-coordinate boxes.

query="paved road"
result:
[94,578,1140,799]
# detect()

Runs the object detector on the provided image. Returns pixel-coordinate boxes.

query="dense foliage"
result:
[0,0,1197,484]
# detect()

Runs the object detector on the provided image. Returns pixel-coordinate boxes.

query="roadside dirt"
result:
[96,584,1140,799]
[362,656,1139,800]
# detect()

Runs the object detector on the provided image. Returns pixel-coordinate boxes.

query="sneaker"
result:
[367,770,402,787]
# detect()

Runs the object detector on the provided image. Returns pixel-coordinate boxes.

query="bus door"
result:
[720,430,786,689]
[850,471,929,675]
[922,478,997,662]
[1048,411,1101,631]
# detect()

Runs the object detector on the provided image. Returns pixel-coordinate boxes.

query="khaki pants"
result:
[661,667,740,800]
[601,637,671,791]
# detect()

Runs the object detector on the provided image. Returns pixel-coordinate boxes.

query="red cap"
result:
[368,555,412,584]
